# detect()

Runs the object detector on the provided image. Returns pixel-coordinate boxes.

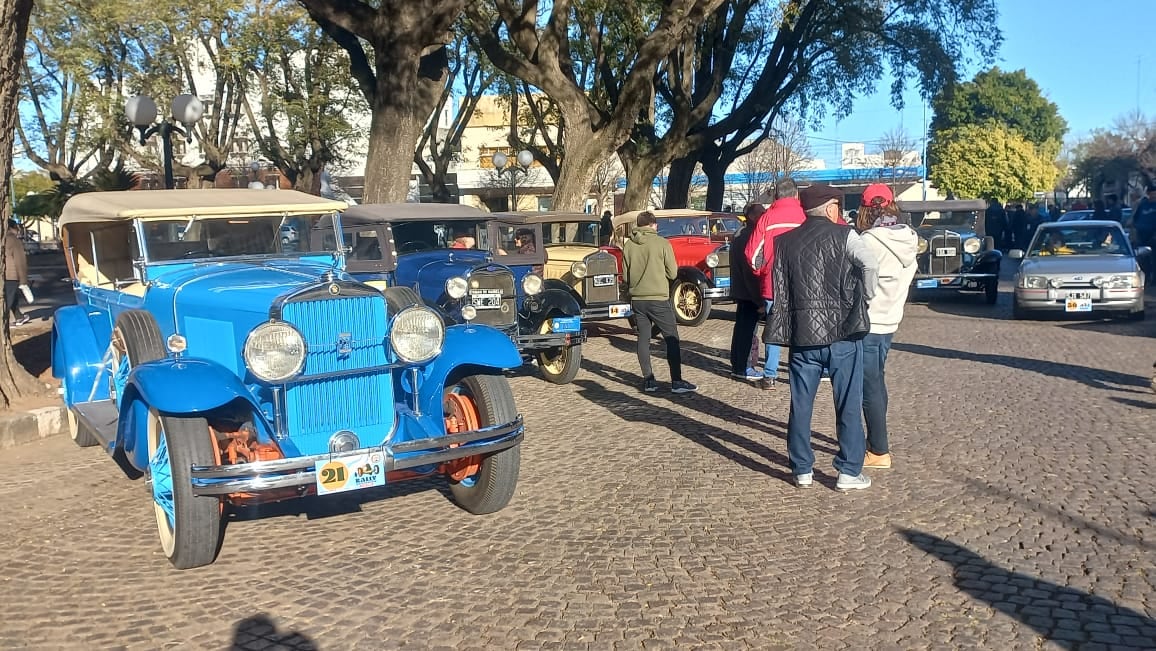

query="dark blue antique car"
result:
[52,190,525,569]
[335,204,585,384]
[900,199,1002,304]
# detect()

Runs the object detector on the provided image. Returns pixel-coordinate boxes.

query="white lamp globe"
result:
[247,181,265,190]
[491,151,508,170]
[171,94,204,125]
[125,96,158,127]
[250,161,261,173]
[516,149,534,168]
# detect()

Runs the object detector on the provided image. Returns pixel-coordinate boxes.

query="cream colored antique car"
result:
[511,211,633,321]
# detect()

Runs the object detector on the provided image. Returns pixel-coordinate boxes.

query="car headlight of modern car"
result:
[963,237,982,254]
[571,261,588,279]
[1106,273,1141,288]
[1020,275,1048,289]
[705,252,720,268]
[390,306,445,364]
[917,238,929,255]
[445,276,468,300]
[522,273,544,296]
[244,321,306,383]
[1048,277,1064,289]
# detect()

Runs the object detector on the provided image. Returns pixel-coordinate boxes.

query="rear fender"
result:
[416,324,521,417]
[52,305,108,405]
[118,357,266,471]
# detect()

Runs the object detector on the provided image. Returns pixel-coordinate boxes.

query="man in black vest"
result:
[765,184,879,491]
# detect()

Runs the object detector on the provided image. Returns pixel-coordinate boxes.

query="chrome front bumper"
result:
[703,286,731,299]
[1014,288,1143,312]
[189,417,524,496]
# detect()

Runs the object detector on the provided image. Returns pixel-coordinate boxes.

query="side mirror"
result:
[1137,246,1152,258]
[1009,249,1025,260]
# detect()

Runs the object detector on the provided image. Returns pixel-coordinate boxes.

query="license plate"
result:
[1066,291,1091,300]
[550,316,581,333]
[592,274,615,287]
[715,277,731,288]
[315,451,386,495]
[1065,298,1093,313]
[608,303,632,318]
[917,279,939,289]
[935,247,956,257]
[472,290,502,309]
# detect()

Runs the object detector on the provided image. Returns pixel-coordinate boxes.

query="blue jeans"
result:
[763,300,780,378]
[786,339,866,477]
[862,333,893,454]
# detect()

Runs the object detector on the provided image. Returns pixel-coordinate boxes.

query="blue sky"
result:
[808,0,1156,167]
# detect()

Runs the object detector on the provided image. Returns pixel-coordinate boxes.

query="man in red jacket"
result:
[744,178,806,389]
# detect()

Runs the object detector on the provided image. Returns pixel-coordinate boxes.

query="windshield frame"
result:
[137,211,344,268]
[1025,224,1134,258]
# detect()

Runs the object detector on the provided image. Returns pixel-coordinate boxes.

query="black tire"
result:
[535,317,582,384]
[984,279,999,305]
[672,280,711,326]
[1127,309,1146,321]
[1012,302,1028,320]
[445,374,521,515]
[147,411,222,569]
[113,310,167,370]
[383,286,423,315]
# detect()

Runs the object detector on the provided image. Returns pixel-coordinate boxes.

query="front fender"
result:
[676,267,711,287]
[524,287,582,323]
[418,324,521,417]
[543,278,583,305]
[52,305,107,405]
[973,250,1002,273]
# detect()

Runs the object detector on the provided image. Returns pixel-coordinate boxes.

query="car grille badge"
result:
[336,333,353,357]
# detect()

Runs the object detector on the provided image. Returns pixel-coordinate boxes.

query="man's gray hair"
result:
[775,177,799,199]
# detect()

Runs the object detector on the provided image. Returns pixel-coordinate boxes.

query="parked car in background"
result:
[510,211,632,322]
[337,204,586,384]
[53,190,526,569]
[1058,210,1094,222]
[611,209,734,326]
[1010,220,1147,320]
[900,199,1002,304]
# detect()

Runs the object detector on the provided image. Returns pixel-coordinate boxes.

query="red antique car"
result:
[611,209,738,326]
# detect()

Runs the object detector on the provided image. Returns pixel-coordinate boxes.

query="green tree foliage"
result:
[928,124,1058,200]
[930,67,1067,147]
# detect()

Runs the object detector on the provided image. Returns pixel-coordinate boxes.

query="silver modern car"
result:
[1010,220,1149,320]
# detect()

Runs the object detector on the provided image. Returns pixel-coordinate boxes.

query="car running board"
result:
[73,399,119,446]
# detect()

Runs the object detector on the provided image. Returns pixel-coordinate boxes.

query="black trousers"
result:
[3,280,23,321]
[632,299,683,382]
[729,299,760,374]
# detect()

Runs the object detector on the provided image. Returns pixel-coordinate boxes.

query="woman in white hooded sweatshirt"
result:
[855,185,919,469]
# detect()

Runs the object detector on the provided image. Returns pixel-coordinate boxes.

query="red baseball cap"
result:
[862,183,894,207]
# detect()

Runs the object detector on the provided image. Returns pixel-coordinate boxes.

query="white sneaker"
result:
[795,472,813,488]
[835,473,871,491]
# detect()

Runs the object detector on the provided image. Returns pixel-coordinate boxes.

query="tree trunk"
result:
[622,155,665,212]
[702,158,728,211]
[362,45,447,204]
[550,131,607,211]
[664,155,697,208]
[0,0,39,408]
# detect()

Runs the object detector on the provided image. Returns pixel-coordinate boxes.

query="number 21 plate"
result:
[315,451,386,495]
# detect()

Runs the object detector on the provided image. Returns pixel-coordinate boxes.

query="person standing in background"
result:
[729,203,765,381]
[622,211,697,394]
[986,198,1008,250]
[4,220,30,327]
[744,178,806,390]
[854,188,919,470]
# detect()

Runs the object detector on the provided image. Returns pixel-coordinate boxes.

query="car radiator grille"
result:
[714,248,731,283]
[468,269,517,328]
[919,233,963,275]
[583,251,621,305]
[279,294,394,455]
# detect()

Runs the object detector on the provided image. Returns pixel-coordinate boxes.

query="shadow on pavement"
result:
[891,341,1151,393]
[900,528,1156,648]
[1057,318,1156,340]
[230,614,317,651]
[1108,396,1156,410]
[963,478,1153,551]
[572,378,795,485]
[13,330,52,377]
[227,476,442,523]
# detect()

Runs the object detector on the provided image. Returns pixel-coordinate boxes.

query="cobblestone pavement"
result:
[0,282,1153,650]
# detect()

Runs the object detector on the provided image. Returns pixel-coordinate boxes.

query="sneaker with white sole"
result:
[795,472,813,488]
[671,380,697,394]
[642,376,659,393]
[835,473,871,491]
[13,316,30,326]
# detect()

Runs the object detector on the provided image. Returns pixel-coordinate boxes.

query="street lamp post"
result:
[125,94,205,190]
[491,149,534,211]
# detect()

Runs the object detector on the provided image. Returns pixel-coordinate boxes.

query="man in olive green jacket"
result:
[622,211,696,394]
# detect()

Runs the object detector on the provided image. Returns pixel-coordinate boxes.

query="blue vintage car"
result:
[52,190,525,569]
[900,199,1002,304]
[334,204,585,384]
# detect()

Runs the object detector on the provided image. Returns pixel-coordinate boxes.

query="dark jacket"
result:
[765,217,871,347]
[729,226,762,303]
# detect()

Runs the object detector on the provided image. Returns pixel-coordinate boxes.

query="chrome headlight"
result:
[390,306,444,364]
[705,252,720,268]
[963,237,982,254]
[1107,273,1140,288]
[1048,277,1064,289]
[445,276,468,300]
[1090,276,1105,287]
[244,321,306,383]
[917,238,928,255]
[571,261,588,278]
[1021,275,1048,289]
[522,273,544,296]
